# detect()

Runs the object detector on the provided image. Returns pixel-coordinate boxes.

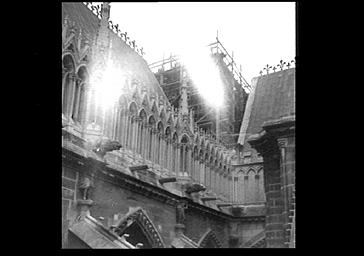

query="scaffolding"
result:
[148,38,250,149]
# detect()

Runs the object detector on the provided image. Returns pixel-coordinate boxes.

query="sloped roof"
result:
[69,215,134,248]
[62,2,169,102]
[238,68,295,145]
[171,234,199,248]
[62,2,99,37]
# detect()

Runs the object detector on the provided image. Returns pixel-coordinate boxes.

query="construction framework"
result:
[148,37,250,148]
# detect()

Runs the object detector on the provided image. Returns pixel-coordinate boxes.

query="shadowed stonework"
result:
[62,2,295,249]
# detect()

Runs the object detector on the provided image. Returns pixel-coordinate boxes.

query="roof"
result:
[69,215,135,248]
[238,68,295,145]
[171,234,199,248]
[62,2,99,37]
[62,2,169,102]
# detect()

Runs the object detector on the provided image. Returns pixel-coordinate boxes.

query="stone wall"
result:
[62,166,79,247]
[184,207,230,247]
[254,134,295,248]
[89,174,177,246]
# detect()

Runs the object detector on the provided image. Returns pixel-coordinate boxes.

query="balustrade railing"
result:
[83,2,146,58]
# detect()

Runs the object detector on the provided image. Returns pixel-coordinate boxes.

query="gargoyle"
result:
[185,183,206,194]
[78,177,93,200]
[93,138,122,157]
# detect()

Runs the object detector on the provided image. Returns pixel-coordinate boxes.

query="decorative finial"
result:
[114,24,120,34]
[277,60,286,70]
[263,64,272,74]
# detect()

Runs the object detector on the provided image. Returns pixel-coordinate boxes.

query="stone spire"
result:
[180,67,189,119]
[97,2,111,51]
[84,2,112,140]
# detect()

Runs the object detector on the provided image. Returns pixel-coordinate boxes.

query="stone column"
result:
[228,176,232,202]
[205,163,210,189]
[62,69,67,112]
[159,135,164,166]
[133,117,140,152]
[67,74,76,119]
[261,142,284,248]
[134,117,142,153]
[151,128,158,162]
[196,158,200,182]
[175,202,188,238]
[190,153,195,180]
[141,124,146,157]
[199,160,205,185]
[84,86,95,125]
[79,84,89,128]
[169,141,173,172]
[131,116,137,151]
[119,110,126,146]
[277,137,295,247]
[144,126,150,159]
[111,105,118,141]
[176,144,181,177]
[72,80,81,121]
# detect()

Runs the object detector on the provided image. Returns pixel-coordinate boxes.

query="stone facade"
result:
[61,2,267,248]
[239,68,295,248]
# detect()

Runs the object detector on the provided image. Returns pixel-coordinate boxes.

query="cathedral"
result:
[62,2,295,248]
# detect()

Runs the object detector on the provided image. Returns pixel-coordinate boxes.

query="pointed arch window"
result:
[71,66,88,124]
[148,116,156,160]
[138,110,147,155]
[62,54,75,117]
[157,122,164,164]
[164,127,171,169]
[112,207,165,248]
[172,133,178,173]
[180,135,190,175]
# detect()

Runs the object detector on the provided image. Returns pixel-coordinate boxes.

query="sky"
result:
[105,2,296,84]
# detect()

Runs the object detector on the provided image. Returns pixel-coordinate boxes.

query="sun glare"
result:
[177,45,225,109]
[91,62,125,110]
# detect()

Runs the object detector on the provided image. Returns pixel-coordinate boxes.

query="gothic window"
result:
[198,229,222,248]
[127,102,138,150]
[209,156,213,189]
[204,153,209,186]
[62,54,75,117]
[218,163,223,194]
[247,169,256,203]
[257,168,265,202]
[113,207,165,248]
[148,116,156,160]
[71,66,88,124]
[213,160,218,193]
[157,121,164,164]
[238,170,245,203]
[171,133,178,173]
[192,146,198,182]
[164,127,171,169]
[115,96,127,145]
[223,166,227,197]
[180,135,189,175]
[138,109,147,155]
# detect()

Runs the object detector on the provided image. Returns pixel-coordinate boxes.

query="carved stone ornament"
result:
[78,177,94,200]
[176,202,188,225]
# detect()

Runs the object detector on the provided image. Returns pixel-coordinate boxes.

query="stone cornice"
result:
[231,161,263,167]
[62,146,265,223]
